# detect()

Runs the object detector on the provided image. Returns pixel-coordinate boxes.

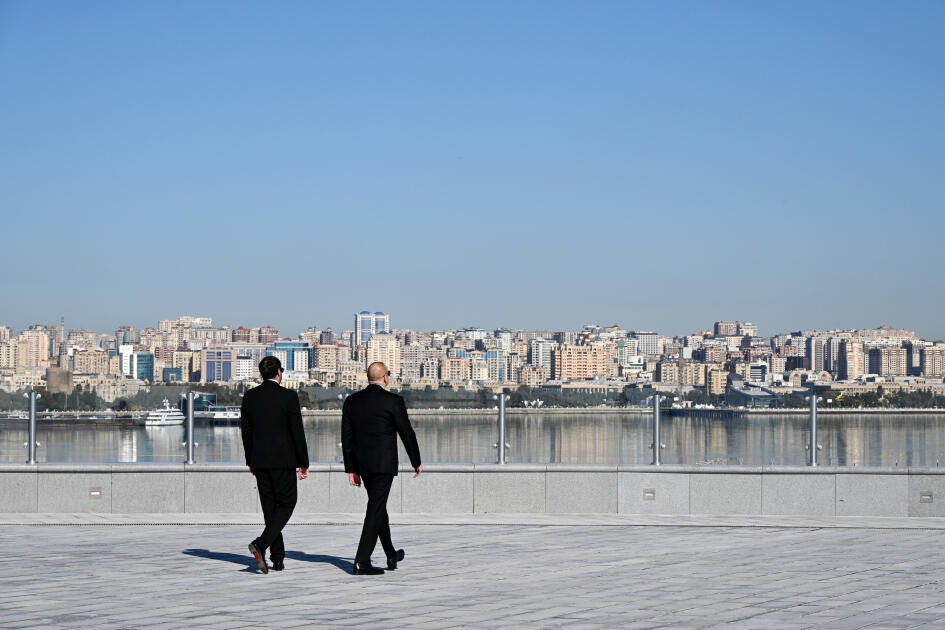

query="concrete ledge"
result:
[5,464,945,516]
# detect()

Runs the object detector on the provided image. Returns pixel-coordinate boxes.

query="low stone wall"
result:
[2,464,944,517]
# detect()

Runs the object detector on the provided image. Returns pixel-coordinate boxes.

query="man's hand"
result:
[413,464,423,478]
[349,473,361,487]
[298,467,308,480]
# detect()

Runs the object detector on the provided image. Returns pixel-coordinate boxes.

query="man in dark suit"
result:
[342,361,422,575]
[240,356,309,574]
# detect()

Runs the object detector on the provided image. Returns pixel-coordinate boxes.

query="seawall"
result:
[3,463,944,517]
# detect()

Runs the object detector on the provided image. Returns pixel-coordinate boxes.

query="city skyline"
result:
[0,313,940,342]
[2,2,943,337]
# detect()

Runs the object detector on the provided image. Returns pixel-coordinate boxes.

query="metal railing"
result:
[12,389,840,467]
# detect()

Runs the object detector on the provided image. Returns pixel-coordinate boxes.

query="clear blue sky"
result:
[1,1,943,338]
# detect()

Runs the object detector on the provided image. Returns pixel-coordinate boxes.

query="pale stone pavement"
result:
[4,515,945,629]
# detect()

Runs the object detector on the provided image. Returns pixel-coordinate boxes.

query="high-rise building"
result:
[232,327,251,343]
[528,339,554,370]
[17,328,50,368]
[115,326,139,345]
[868,346,908,377]
[551,344,609,380]
[486,348,506,381]
[0,338,17,369]
[258,326,279,345]
[806,337,827,372]
[838,339,865,381]
[131,352,155,382]
[366,331,400,376]
[319,328,337,345]
[355,311,390,345]
[714,321,739,337]
[920,345,945,377]
[266,341,312,372]
[631,332,659,356]
[201,348,236,382]
[73,349,108,374]
[736,322,757,337]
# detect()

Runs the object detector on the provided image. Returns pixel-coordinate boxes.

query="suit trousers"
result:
[355,473,396,563]
[253,468,298,562]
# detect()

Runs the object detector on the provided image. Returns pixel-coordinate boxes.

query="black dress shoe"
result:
[387,549,405,570]
[248,542,268,574]
[271,560,284,571]
[352,561,384,575]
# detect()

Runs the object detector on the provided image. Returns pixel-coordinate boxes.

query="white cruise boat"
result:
[138,398,186,426]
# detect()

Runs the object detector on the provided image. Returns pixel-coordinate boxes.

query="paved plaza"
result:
[3,514,945,629]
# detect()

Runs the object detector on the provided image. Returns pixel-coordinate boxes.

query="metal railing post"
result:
[652,395,662,466]
[185,391,196,464]
[495,393,509,464]
[26,390,40,464]
[809,388,818,467]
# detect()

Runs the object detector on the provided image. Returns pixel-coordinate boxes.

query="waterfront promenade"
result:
[4,513,945,629]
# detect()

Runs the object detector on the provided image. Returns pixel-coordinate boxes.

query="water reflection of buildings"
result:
[4,413,945,466]
[119,428,137,462]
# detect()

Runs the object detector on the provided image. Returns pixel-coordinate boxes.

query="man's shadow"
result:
[183,548,351,573]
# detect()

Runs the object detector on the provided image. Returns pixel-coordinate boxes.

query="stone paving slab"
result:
[5,513,945,528]
[4,518,945,629]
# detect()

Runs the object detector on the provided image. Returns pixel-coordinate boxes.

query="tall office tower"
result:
[714,321,739,337]
[201,348,236,383]
[631,331,660,356]
[806,337,827,372]
[355,311,390,345]
[16,328,51,368]
[528,338,555,370]
[131,351,155,382]
[838,339,865,381]
[0,325,11,342]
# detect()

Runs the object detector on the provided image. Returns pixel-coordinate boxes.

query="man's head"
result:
[367,361,390,387]
[259,356,283,382]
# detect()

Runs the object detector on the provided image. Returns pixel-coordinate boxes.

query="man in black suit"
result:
[240,356,309,574]
[342,361,422,575]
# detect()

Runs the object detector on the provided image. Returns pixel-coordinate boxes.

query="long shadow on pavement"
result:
[182,548,260,573]
[285,550,352,573]
[182,548,352,574]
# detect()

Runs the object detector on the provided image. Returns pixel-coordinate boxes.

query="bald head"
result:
[367,362,389,383]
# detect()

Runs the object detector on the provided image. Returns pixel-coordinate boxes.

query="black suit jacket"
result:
[342,384,421,475]
[240,380,309,469]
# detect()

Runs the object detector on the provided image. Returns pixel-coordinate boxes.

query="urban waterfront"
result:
[3,412,945,467]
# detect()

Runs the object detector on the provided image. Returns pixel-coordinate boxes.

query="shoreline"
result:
[2,406,945,424]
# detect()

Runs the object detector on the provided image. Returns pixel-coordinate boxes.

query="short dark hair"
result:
[259,356,282,380]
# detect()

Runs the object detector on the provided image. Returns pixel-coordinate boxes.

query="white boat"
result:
[138,398,186,426]
[194,406,241,421]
